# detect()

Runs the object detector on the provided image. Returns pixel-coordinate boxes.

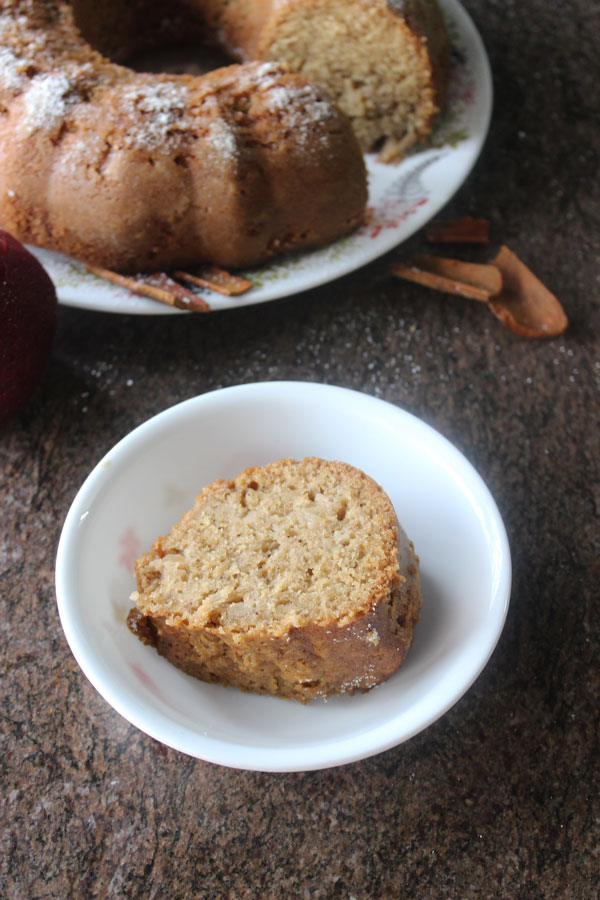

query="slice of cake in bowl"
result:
[128,457,421,701]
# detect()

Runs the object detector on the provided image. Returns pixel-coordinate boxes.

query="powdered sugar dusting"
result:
[265,85,295,110]
[0,14,51,93]
[0,7,96,139]
[266,83,330,123]
[198,93,237,160]
[118,81,191,150]
[0,47,25,92]
[206,117,237,160]
[264,82,333,147]
[21,72,79,134]
[254,61,285,89]
[243,61,335,145]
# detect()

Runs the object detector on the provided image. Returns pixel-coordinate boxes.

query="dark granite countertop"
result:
[1,1,599,897]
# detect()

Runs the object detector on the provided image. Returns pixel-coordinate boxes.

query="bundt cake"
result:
[0,1,367,273]
[0,0,449,274]
[127,457,422,701]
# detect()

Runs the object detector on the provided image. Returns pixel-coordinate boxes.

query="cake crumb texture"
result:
[129,457,422,701]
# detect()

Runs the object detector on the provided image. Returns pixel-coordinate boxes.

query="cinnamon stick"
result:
[389,258,498,302]
[85,265,211,312]
[412,255,502,297]
[174,266,253,297]
[425,216,490,244]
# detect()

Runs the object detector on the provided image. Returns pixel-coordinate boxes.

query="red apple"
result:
[0,230,57,424]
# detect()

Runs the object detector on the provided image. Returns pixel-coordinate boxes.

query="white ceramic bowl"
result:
[56,382,511,771]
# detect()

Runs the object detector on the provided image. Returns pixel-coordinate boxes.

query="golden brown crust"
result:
[128,458,422,701]
[131,576,420,701]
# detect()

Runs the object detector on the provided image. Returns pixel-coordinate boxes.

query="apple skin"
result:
[0,230,57,425]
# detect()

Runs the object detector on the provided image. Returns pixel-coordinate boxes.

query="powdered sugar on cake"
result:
[206,116,238,161]
[119,81,192,150]
[247,63,334,146]
[0,48,25,92]
[21,72,79,134]
[0,12,53,88]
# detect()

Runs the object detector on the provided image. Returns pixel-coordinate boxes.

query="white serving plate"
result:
[55,382,511,771]
[32,0,493,314]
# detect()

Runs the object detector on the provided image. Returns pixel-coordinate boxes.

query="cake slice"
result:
[128,457,421,701]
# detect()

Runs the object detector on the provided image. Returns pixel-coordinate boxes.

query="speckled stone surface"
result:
[1,2,599,897]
